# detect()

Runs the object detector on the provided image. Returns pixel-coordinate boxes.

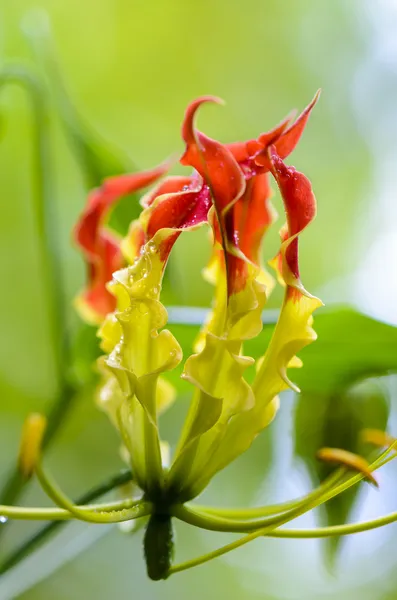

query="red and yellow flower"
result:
[74,92,321,500]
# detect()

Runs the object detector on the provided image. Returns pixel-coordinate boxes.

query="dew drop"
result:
[0,516,8,524]
[147,241,157,255]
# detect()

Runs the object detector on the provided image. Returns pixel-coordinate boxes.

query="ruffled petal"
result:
[269,146,317,289]
[182,147,322,491]
[254,90,320,169]
[74,230,123,324]
[98,230,182,487]
[74,162,170,323]
[181,97,246,219]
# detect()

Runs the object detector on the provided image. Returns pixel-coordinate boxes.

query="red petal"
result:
[255,91,320,169]
[269,147,316,280]
[226,174,275,294]
[74,161,171,256]
[101,160,172,208]
[146,177,212,262]
[274,90,320,159]
[227,140,259,163]
[74,162,171,321]
[257,113,294,149]
[74,188,105,258]
[234,173,274,264]
[180,96,246,215]
[181,96,223,149]
[80,232,124,320]
[147,182,211,238]
[142,175,194,208]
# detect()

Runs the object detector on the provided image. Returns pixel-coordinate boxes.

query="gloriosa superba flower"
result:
[74,93,322,503]
[10,94,397,581]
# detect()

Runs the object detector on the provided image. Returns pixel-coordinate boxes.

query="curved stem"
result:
[0,65,67,392]
[0,496,142,522]
[169,469,343,575]
[0,506,72,521]
[174,445,397,536]
[170,445,397,575]
[0,64,73,515]
[35,462,152,524]
[192,485,335,520]
[172,469,346,533]
[0,468,133,575]
[262,508,397,538]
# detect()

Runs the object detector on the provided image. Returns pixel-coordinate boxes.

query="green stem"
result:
[169,469,343,575]
[0,468,133,575]
[167,388,204,497]
[169,447,397,574]
[0,387,76,513]
[172,469,346,533]
[261,509,397,538]
[137,379,164,498]
[0,64,72,513]
[186,478,338,521]
[0,493,141,522]
[173,445,397,536]
[0,506,71,521]
[191,491,322,520]
[35,462,152,524]
[0,65,67,393]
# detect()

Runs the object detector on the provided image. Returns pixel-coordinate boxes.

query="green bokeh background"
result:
[1,0,397,598]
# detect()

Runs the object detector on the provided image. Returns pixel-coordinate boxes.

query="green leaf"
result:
[294,378,390,564]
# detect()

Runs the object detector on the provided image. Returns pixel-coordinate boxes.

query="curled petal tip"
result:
[182,96,224,145]
[306,89,321,113]
[194,94,224,106]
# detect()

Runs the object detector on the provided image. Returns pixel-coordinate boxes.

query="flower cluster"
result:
[74,93,322,503]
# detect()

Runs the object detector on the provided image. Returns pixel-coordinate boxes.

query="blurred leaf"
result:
[295,378,390,563]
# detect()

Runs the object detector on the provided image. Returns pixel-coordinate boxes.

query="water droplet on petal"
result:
[147,241,157,255]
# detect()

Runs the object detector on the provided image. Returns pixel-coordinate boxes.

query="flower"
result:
[74,92,321,502]
[168,93,322,499]
[9,91,397,584]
